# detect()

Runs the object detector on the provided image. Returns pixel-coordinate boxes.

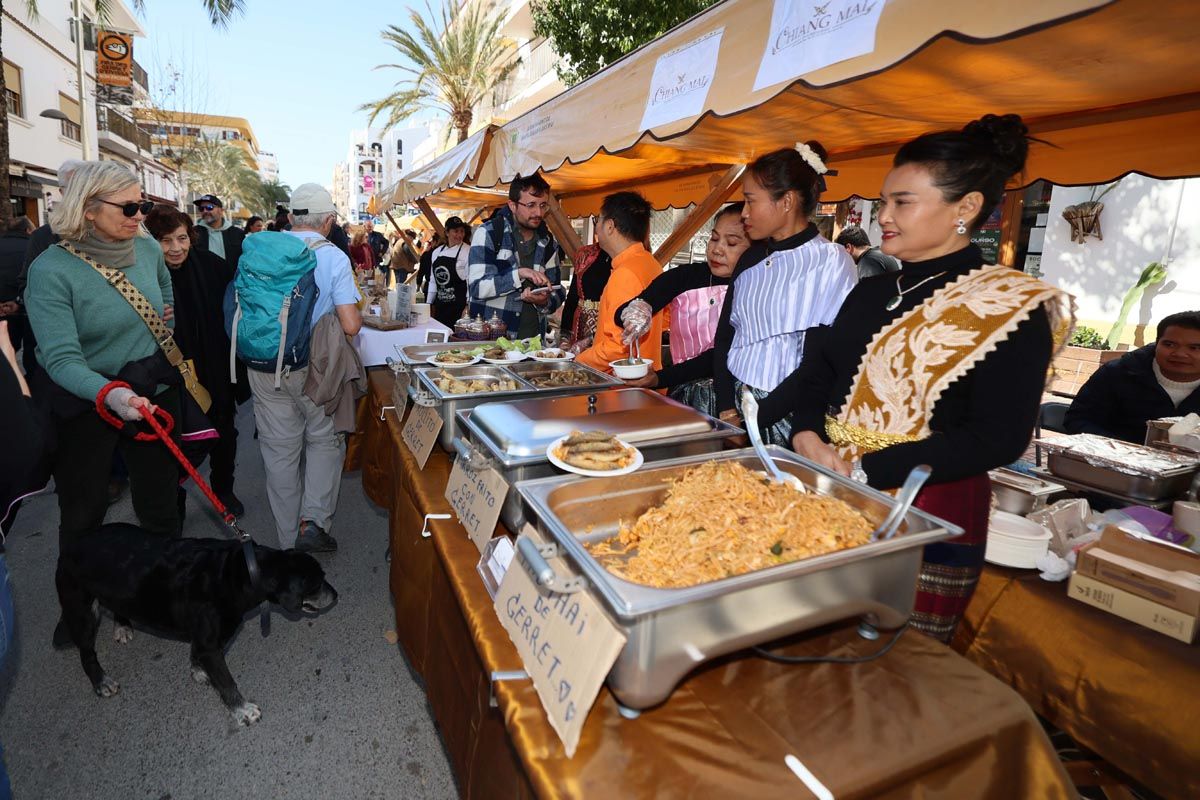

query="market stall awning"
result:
[472,0,1200,212]
[385,125,498,207]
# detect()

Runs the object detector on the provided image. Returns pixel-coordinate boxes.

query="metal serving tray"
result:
[515,447,958,709]
[1047,451,1197,501]
[393,341,508,369]
[503,360,624,391]
[989,468,1068,516]
[409,365,537,451]
[456,388,743,531]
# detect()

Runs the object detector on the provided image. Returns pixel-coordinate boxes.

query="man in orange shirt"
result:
[576,192,664,373]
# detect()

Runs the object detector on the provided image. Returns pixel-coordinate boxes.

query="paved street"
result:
[0,403,456,800]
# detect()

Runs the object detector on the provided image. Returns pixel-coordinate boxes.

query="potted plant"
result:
[1051,326,1126,395]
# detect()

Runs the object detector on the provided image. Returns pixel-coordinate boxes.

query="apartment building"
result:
[333,124,437,222]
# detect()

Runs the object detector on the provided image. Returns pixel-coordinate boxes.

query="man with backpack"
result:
[229,184,360,552]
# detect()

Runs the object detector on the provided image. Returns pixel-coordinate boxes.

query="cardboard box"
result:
[1068,572,1198,644]
[1076,527,1200,616]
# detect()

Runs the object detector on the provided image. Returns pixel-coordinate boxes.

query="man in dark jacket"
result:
[1065,311,1200,443]
[835,225,901,280]
[194,194,246,270]
[0,217,34,358]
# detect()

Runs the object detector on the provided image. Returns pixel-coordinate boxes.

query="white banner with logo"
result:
[753,0,888,92]
[640,28,725,131]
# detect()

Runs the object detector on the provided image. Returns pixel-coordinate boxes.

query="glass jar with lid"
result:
[485,312,508,340]
[453,313,473,340]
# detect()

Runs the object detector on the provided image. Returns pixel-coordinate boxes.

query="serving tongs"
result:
[740,390,930,540]
[869,465,931,541]
[740,389,806,492]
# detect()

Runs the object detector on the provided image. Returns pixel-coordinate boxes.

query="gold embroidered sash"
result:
[826,265,1073,462]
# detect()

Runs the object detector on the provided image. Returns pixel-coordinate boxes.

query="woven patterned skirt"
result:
[668,378,717,418]
[733,380,793,446]
[908,473,991,643]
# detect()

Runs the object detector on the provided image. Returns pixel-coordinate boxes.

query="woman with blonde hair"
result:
[349,227,375,273]
[26,161,183,641]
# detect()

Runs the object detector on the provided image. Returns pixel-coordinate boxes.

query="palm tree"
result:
[0,0,245,224]
[183,140,261,211]
[250,179,292,219]
[361,0,518,145]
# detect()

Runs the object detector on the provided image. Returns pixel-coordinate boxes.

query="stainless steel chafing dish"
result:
[409,365,536,451]
[1039,434,1200,501]
[456,388,743,530]
[989,468,1068,515]
[514,447,958,709]
[392,341,507,371]
[503,359,621,389]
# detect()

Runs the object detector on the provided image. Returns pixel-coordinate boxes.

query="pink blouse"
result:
[669,285,728,363]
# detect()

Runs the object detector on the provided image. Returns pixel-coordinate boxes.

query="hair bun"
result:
[803,140,829,163]
[963,113,1029,176]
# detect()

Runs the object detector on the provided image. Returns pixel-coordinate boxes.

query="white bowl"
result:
[609,358,651,379]
[985,511,1052,568]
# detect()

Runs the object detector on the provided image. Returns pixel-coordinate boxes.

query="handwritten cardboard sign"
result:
[402,403,442,468]
[753,0,887,92]
[639,28,724,131]
[390,371,410,421]
[494,526,626,757]
[445,455,509,553]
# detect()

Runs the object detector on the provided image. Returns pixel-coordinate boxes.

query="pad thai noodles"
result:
[587,461,873,588]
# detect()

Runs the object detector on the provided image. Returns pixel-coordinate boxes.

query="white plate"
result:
[531,350,574,363]
[481,351,527,365]
[546,435,643,477]
[426,353,481,368]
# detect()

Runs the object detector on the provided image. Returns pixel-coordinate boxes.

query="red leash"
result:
[96,381,235,527]
[94,382,267,628]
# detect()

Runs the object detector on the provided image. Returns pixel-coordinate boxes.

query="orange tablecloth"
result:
[356,372,1075,799]
[955,566,1200,800]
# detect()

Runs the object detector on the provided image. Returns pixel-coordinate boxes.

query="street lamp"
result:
[39,109,70,121]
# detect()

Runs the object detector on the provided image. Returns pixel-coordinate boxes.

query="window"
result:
[3,60,23,118]
[396,139,403,154]
[397,159,402,171]
[59,93,82,142]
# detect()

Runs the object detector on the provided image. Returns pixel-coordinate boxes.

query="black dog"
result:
[56,522,338,725]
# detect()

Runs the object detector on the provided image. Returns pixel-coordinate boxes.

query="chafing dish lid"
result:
[1036,433,1200,476]
[470,388,715,457]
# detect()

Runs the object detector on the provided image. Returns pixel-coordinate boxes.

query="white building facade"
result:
[5,0,179,221]
[332,124,437,222]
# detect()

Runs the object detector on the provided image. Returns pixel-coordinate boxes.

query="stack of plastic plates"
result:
[984,511,1052,568]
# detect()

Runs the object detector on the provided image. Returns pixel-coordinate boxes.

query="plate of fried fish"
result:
[546,430,643,477]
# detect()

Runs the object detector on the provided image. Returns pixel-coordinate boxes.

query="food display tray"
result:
[989,468,1069,516]
[514,447,958,709]
[1046,451,1197,501]
[456,388,742,530]
[393,341,508,370]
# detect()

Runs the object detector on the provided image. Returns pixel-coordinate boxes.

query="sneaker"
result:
[295,520,337,553]
[216,491,245,518]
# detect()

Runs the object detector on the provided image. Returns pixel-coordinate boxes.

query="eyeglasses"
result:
[99,199,155,217]
[197,204,217,212]
[516,200,549,213]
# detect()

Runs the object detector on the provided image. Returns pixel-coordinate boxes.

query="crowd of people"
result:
[2,111,1198,717]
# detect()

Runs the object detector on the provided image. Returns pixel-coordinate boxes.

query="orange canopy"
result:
[393,0,1200,216]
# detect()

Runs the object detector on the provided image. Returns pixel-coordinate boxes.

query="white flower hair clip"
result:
[794,142,827,175]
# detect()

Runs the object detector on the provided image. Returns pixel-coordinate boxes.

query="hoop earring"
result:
[956,218,967,235]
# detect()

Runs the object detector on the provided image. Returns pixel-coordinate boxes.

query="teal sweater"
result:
[26,237,175,401]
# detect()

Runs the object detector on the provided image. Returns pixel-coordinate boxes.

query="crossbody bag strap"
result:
[58,242,185,367]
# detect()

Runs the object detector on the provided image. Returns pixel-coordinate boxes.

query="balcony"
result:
[98,106,152,156]
[491,38,560,114]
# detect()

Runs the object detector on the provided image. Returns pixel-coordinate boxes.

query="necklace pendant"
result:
[885,295,902,311]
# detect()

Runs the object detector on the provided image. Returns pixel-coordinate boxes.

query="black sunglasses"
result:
[99,199,155,217]
[197,204,217,211]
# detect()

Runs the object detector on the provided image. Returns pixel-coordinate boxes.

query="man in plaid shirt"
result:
[467,174,564,338]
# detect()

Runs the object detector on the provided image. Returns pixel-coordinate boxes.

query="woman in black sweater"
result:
[763,114,1073,642]
[614,204,748,416]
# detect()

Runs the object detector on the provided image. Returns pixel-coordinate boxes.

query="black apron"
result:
[430,245,467,328]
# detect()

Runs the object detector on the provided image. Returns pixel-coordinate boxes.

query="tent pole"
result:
[466,207,489,225]
[652,165,745,267]
[389,214,421,273]
[415,199,447,237]
[997,191,1025,267]
[546,193,585,256]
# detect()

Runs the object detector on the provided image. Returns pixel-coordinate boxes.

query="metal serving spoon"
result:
[869,465,932,542]
[740,389,806,492]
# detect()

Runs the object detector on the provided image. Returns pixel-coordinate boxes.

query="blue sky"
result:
[137,0,439,189]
